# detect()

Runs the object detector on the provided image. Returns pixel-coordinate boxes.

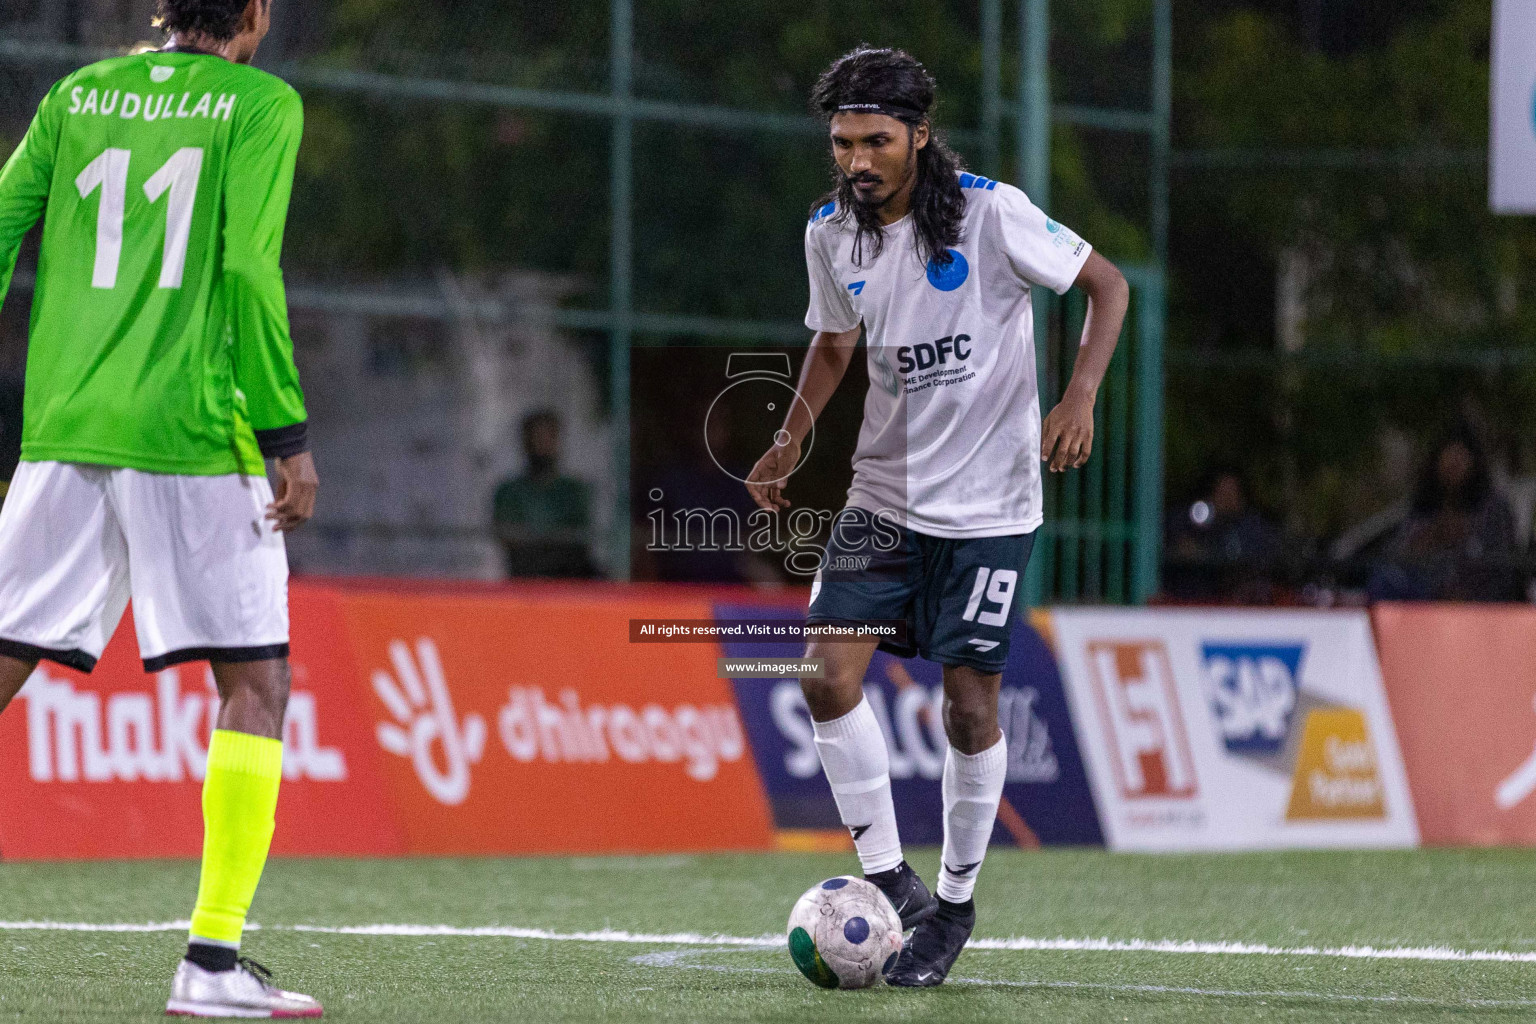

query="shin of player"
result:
[186,659,291,973]
[935,667,1008,906]
[801,641,903,875]
[800,639,937,930]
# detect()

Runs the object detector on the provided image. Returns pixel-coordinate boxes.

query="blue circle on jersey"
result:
[926,249,969,291]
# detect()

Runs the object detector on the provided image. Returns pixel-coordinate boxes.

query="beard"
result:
[843,141,917,215]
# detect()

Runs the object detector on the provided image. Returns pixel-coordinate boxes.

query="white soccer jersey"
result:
[804,174,1092,537]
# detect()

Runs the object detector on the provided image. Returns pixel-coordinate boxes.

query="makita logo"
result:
[896,334,971,374]
[19,667,346,784]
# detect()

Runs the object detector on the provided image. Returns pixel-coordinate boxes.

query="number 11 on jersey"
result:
[75,146,204,291]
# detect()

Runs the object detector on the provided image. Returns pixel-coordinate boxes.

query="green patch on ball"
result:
[788,925,840,988]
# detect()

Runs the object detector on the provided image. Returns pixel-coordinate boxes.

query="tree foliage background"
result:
[1,0,1534,549]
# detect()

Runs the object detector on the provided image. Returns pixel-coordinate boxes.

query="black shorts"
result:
[805,508,1037,673]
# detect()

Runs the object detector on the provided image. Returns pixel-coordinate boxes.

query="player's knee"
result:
[800,673,863,722]
[943,694,998,752]
[214,658,292,735]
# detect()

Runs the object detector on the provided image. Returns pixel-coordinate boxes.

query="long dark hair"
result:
[809,47,966,269]
[155,0,249,40]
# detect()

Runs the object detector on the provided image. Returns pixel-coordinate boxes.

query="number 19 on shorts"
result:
[961,567,1018,627]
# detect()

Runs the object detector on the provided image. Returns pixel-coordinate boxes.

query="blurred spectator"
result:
[1368,433,1520,602]
[492,410,596,578]
[1164,469,1284,603]
[640,414,781,585]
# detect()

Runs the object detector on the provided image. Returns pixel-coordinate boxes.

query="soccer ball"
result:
[786,876,904,989]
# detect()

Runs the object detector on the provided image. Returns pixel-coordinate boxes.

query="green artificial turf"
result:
[3,848,1536,1022]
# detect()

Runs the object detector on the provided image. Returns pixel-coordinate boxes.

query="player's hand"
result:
[267,451,319,532]
[1041,384,1096,473]
[745,435,801,511]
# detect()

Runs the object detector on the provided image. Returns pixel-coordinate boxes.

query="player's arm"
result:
[747,220,862,511]
[223,87,316,530]
[1040,250,1130,472]
[747,324,862,511]
[0,82,65,312]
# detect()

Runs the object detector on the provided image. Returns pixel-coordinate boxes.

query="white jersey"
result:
[804,173,1092,538]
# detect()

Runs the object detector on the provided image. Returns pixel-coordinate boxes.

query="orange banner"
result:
[342,588,773,855]
[0,582,774,860]
[0,585,404,860]
[1374,604,1536,845]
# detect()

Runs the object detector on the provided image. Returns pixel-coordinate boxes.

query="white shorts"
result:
[0,461,289,673]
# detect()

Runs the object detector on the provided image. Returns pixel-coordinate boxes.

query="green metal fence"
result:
[0,0,1170,601]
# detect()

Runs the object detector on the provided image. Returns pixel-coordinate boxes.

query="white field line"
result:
[634,949,1536,1009]
[6,921,1536,965]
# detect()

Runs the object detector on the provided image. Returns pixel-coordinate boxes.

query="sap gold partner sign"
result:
[1285,710,1386,821]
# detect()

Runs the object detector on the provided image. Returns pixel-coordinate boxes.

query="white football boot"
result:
[165,957,323,1018]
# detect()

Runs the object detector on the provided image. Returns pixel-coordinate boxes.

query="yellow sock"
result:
[188,729,284,946]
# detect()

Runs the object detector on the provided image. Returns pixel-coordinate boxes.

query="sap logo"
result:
[847,281,865,295]
[897,334,971,373]
[1201,643,1304,755]
[770,681,1057,785]
[19,667,345,784]
[1085,641,1198,799]
[925,249,969,291]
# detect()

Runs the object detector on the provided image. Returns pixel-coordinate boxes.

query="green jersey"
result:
[0,51,308,476]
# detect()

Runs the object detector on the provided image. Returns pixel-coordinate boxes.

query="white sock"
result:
[812,697,903,875]
[937,736,1008,903]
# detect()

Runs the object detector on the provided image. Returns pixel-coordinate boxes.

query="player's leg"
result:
[888,531,1033,987]
[184,656,290,973]
[0,655,36,713]
[936,663,1007,899]
[801,635,895,869]
[0,461,130,713]
[802,509,936,928]
[110,467,319,1017]
[802,637,935,928]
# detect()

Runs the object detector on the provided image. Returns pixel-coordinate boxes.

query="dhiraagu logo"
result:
[1046,218,1062,233]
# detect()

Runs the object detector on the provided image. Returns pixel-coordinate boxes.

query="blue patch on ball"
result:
[843,916,870,944]
[820,877,849,890]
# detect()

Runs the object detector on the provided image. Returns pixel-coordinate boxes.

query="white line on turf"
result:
[633,948,1536,1009]
[7,922,1536,965]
